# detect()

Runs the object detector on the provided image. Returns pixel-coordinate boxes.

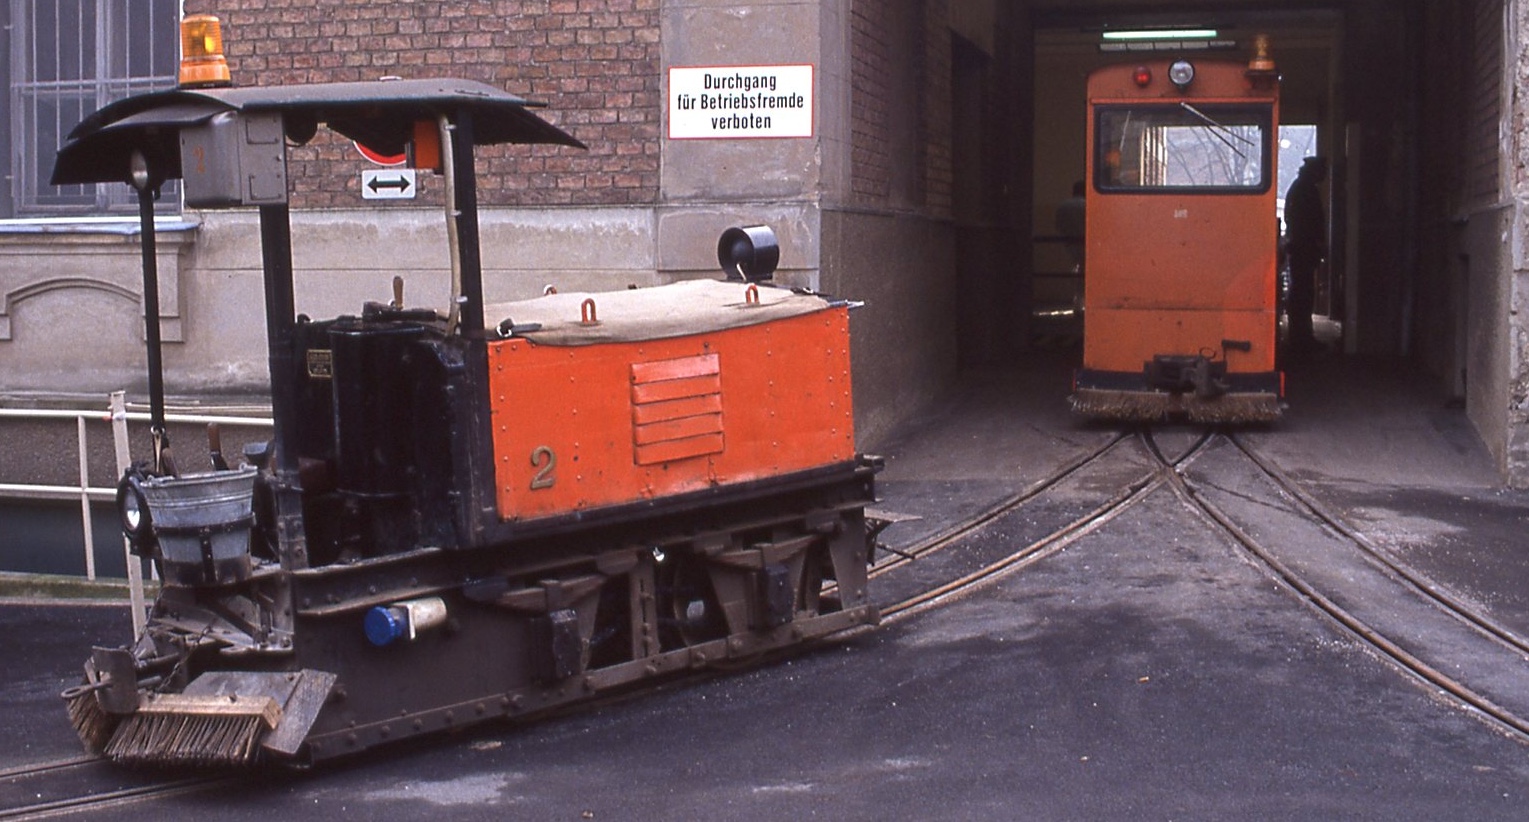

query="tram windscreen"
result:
[1094,104,1272,193]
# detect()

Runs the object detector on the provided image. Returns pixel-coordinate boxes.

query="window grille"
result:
[7,0,179,218]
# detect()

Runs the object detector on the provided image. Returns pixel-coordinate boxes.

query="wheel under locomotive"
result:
[53,43,879,768]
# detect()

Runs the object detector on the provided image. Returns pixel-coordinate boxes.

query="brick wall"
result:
[184,0,660,207]
[1463,0,1505,208]
[849,0,893,203]
[848,0,952,219]
[920,0,952,218]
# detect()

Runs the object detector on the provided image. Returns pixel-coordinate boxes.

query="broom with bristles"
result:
[102,694,281,768]
[63,682,120,755]
[1071,390,1175,422]
[1186,393,1283,424]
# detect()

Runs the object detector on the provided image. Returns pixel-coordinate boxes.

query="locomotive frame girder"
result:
[288,463,876,620]
[277,476,876,763]
[301,600,876,763]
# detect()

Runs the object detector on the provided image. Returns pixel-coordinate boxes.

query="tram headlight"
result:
[1168,60,1196,90]
[116,472,155,555]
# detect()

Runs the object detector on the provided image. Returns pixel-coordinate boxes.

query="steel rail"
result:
[0,755,96,781]
[0,757,244,821]
[867,430,1131,579]
[1153,431,1529,742]
[1227,433,1529,659]
[876,430,1215,624]
[0,778,243,821]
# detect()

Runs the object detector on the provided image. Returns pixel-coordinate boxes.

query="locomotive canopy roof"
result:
[51,78,586,187]
[46,77,588,493]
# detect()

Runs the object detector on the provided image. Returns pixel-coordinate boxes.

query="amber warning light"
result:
[179,14,232,88]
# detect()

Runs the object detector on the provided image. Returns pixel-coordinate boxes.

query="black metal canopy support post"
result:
[447,108,499,538]
[450,109,485,335]
[259,203,309,571]
[135,187,171,474]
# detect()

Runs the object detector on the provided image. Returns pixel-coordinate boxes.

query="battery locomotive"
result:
[1072,40,1284,422]
[57,17,879,768]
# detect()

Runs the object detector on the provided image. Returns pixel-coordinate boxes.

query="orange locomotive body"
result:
[486,280,855,522]
[1073,53,1283,422]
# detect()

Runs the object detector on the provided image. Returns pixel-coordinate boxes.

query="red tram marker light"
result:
[1132,66,1153,87]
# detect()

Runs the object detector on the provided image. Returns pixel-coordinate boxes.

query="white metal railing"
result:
[0,390,272,581]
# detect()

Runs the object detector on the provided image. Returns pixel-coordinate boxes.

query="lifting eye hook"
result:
[580,298,599,325]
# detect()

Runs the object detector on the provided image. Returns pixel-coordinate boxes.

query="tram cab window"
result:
[1095,104,1272,193]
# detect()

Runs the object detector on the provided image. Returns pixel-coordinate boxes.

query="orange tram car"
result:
[1071,45,1284,423]
[57,18,879,768]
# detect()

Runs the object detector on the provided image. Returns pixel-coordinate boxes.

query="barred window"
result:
[5,0,180,218]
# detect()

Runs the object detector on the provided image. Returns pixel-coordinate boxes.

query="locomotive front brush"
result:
[102,694,281,767]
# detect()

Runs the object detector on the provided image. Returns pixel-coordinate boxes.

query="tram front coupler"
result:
[1145,353,1229,399]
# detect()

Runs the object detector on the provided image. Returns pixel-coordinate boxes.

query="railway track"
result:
[1151,429,1529,741]
[868,423,1529,741]
[8,425,1526,812]
[869,428,1213,623]
[0,755,246,820]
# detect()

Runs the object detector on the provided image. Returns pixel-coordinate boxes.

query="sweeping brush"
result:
[1186,394,1282,424]
[1071,390,1175,422]
[103,694,281,768]
[62,683,120,755]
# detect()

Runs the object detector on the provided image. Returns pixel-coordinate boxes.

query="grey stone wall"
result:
[1509,0,1529,485]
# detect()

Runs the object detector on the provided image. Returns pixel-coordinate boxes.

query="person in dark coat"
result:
[1283,156,1327,357]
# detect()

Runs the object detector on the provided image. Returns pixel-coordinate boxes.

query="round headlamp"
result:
[1168,60,1195,90]
[116,473,155,552]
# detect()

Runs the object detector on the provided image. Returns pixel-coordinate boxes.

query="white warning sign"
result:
[668,65,814,140]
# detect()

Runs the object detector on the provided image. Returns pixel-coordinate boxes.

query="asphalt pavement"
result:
[5,351,1529,819]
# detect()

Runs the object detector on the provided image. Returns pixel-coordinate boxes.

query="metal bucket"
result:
[141,465,258,586]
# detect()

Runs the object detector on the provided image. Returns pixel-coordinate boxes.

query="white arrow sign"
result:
[362,169,417,200]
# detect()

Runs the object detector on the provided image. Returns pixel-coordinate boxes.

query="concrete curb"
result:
[0,571,153,603]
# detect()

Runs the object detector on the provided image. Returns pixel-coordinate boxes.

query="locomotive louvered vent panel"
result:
[630,354,725,465]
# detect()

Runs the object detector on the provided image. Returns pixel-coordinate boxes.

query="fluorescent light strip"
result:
[1101,29,1219,41]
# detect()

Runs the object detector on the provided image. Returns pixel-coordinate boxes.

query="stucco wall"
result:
[1463,205,1515,481]
[1480,0,1529,487]
[0,207,664,398]
[821,208,958,446]
[1509,0,1529,486]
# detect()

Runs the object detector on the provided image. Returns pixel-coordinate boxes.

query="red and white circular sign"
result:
[354,141,406,166]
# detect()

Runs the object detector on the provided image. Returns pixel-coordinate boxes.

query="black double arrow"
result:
[366,174,412,194]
